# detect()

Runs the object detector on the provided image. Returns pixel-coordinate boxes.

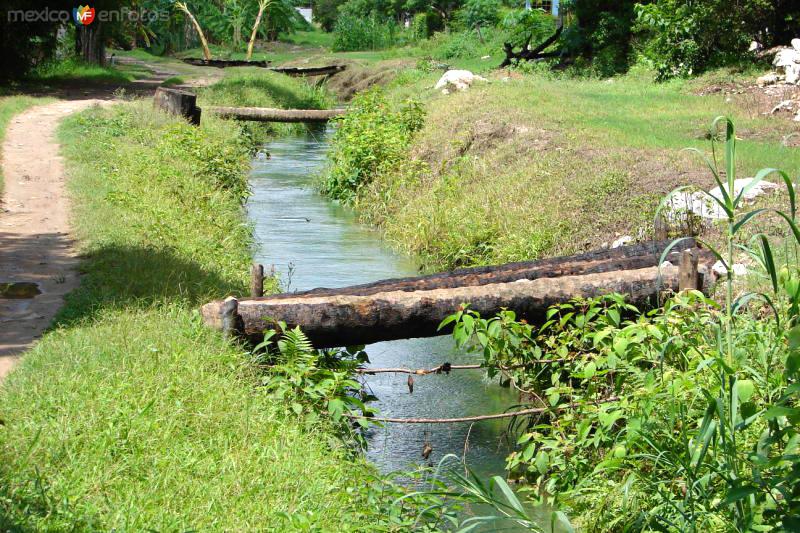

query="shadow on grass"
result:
[53,244,243,328]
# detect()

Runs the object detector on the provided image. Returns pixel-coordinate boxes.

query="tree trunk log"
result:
[500,25,563,68]
[268,65,346,77]
[200,242,716,348]
[181,58,271,68]
[207,106,344,123]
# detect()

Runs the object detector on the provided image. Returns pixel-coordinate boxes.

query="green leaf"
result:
[735,379,755,403]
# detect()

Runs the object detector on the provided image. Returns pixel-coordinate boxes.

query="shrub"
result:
[332,13,397,51]
[459,0,501,29]
[499,7,556,48]
[322,88,424,204]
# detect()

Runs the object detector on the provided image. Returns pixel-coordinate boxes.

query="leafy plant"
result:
[252,324,377,444]
[323,88,425,204]
[435,117,800,531]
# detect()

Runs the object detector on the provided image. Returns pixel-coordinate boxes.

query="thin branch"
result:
[355,358,574,375]
[348,396,620,424]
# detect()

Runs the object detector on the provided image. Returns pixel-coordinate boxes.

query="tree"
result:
[176,1,212,59]
[247,0,271,60]
[313,0,347,31]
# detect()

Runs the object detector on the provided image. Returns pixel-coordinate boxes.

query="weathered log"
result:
[207,106,345,123]
[182,58,271,68]
[201,256,715,348]
[268,65,346,77]
[266,239,699,300]
[153,87,201,125]
[679,249,700,292]
[500,25,564,68]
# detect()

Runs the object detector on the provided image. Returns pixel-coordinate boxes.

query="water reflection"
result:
[247,126,518,478]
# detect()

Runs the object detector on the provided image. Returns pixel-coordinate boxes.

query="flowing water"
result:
[247,127,519,478]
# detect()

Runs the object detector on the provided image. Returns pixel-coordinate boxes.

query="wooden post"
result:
[679,249,699,292]
[153,87,201,126]
[250,264,264,298]
[220,296,239,338]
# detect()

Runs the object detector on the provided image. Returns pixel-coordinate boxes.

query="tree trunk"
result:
[207,106,344,123]
[177,3,212,60]
[200,241,716,348]
[75,22,105,65]
[247,0,269,61]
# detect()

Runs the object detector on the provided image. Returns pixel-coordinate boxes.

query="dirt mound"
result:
[327,60,415,100]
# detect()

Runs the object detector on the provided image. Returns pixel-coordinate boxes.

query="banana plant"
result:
[175,1,212,60]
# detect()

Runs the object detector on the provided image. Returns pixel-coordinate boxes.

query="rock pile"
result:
[757,39,800,87]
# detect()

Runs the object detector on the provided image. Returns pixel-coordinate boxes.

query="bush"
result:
[459,0,501,29]
[635,0,770,80]
[332,13,398,51]
[499,8,556,48]
[322,88,424,204]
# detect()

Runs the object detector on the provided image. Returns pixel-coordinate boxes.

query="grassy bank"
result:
[0,96,52,192]
[0,97,378,529]
[331,71,800,269]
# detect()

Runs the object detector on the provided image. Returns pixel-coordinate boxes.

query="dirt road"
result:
[0,99,106,377]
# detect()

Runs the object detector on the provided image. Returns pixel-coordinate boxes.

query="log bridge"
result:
[201,240,716,348]
[207,106,345,123]
[180,58,346,78]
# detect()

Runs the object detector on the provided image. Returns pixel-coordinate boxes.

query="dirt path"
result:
[0,99,106,377]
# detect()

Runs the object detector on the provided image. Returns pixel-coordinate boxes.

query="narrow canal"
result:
[247,127,518,478]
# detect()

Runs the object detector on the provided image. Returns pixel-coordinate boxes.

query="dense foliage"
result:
[322,88,424,204]
[437,119,800,530]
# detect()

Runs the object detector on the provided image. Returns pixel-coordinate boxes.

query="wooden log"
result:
[153,87,201,125]
[182,58,271,68]
[266,239,701,301]
[201,261,704,348]
[250,264,264,298]
[207,106,345,123]
[268,65,346,77]
[679,249,700,292]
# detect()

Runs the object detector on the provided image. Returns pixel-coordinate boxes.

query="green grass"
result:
[279,29,336,49]
[0,96,52,192]
[28,58,133,84]
[0,101,377,530]
[347,70,800,269]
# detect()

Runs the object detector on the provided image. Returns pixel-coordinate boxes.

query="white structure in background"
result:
[296,7,312,24]
[525,0,559,16]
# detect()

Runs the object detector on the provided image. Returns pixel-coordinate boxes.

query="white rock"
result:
[709,178,780,205]
[434,70,488,92]
[611,235,633,248]
[711,261,747,277]
[664,179,780,221]
[793,38,800,52]
[774,48,800,84]
[660,261,674,269]
[771,99,795,113]
[757,73,779,87]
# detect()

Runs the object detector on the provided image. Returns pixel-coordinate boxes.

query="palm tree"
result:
[176,1,213,60]
[246,0,272,60]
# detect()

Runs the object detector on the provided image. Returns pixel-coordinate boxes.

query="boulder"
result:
[665,178,780,221]
[774,45,800,84]
[434,70,488,93]
[757,73,780,87]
